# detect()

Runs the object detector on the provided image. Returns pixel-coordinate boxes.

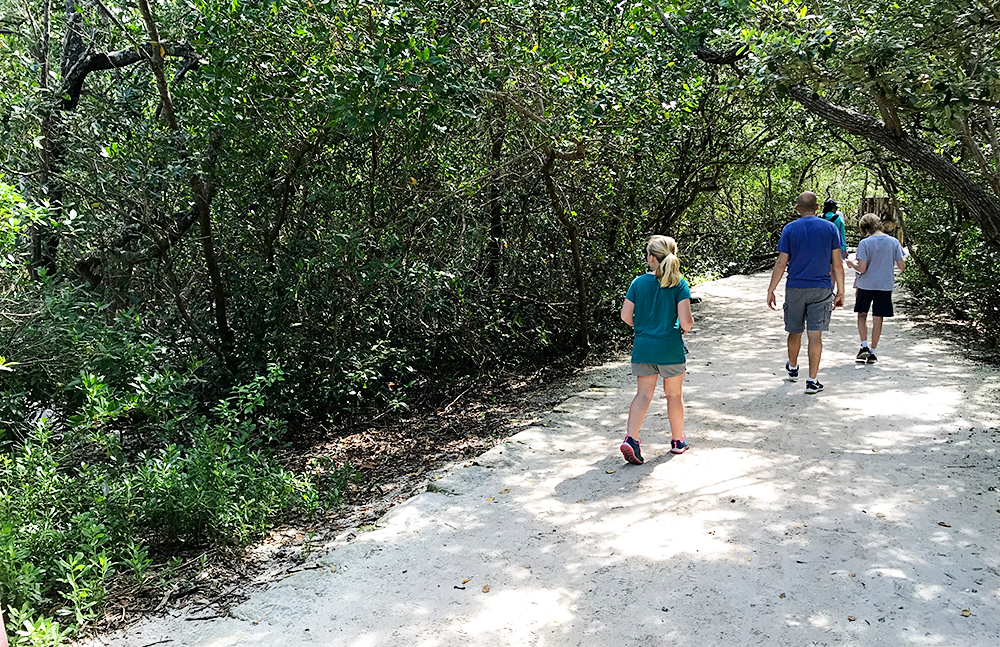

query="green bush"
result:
[0,365,322,644]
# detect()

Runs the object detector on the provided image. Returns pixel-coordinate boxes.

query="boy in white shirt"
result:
[847,213,906,364]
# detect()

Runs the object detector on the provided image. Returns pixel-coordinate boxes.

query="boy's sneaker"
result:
[785,361,799,382]
[805,379,824,395]
[670,437,688,454]
[856,346,871,362]
[866,353,878,365]
[620,436,644,464]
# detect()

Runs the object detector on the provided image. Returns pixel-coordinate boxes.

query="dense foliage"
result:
[1,0,998,642]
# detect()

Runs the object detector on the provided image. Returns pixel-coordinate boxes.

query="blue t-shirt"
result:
[777,216,844,289]
[856,233,905,291]
[625,274,691,365]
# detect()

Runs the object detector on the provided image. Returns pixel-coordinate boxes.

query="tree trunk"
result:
[31,0,60,279]
[139,0,234,370]
[28,3,198,280]
[485,103,506,284]
[541,147,589,354]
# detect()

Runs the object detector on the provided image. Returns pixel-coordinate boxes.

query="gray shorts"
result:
[783,287,834,333]
[631,363,686,378]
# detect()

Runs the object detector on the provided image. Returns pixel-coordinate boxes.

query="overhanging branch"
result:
[788,84,1000,245]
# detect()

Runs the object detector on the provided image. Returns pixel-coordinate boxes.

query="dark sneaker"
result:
[805,380,824,395]
[856,346,871,362]
[785,361,799,382]
[620,436,643,464]
[670,437,688,454]
[866,353,878,365]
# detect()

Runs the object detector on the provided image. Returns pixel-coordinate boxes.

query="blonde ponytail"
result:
[646,235,682,288]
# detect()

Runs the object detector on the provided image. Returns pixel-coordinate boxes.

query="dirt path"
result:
[89,274,1000,647]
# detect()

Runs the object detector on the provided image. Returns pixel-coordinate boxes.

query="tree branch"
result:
[483,90,548,126]
[653,4,750,65]
[60,41,197,110]
[955,115,1000,195]
[787,84,1000,246]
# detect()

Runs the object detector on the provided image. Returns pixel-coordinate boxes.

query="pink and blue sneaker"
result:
[620,436,643,464]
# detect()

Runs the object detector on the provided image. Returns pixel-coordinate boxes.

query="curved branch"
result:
[60,42,197,110]
[788,84,1000,246]
[653,4,750,65]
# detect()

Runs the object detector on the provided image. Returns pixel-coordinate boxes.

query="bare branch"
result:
[483,90,548,126]
[0,164,41,177]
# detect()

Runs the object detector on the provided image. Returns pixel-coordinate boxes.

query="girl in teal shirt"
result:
[619,235,694,464]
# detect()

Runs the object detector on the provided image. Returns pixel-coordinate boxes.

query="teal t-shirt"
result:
[824,211,848,256]
[625,274,691,365]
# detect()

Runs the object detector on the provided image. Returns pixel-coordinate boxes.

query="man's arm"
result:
[767,252,790,310]
[895,259,906,271]
[831,247,845,308]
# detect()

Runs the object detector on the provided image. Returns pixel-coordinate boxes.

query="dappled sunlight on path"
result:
[91,274,1000,647]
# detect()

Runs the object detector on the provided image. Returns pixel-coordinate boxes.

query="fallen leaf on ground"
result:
[576,499,585,503]
[482,585,491,593]
[850,573,856,578]
[876,513,886,518]
[498,489,510,494]
[872,448,878,452]
[462,578,471,584]
[779,593,786,599]
[962,609,971,617]
[330,565,337,573]
[938,521,952,527]
[848,616,856,622]
[909,500,922,504]
[606,470,616,474]
[486,497,494,501]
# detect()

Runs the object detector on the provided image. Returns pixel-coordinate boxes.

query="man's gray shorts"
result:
[783,287,834,333]
[631,363,686,378]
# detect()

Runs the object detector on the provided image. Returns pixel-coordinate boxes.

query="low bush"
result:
[0,364,321,644]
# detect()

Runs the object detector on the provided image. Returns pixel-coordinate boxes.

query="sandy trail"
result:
[92,273,1000,647]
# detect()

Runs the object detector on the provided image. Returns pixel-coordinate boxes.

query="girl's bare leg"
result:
[626,375,658,440]
[857,312,868,342]
[662,373,686,441]
[871,315,884,350]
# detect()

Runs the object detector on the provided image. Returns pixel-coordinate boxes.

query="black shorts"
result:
[854,288,894,317]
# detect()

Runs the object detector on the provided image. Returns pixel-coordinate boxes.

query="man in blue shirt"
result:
[766,191,846,394]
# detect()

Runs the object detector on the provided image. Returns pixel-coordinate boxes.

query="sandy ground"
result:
[88,273,1000,647]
